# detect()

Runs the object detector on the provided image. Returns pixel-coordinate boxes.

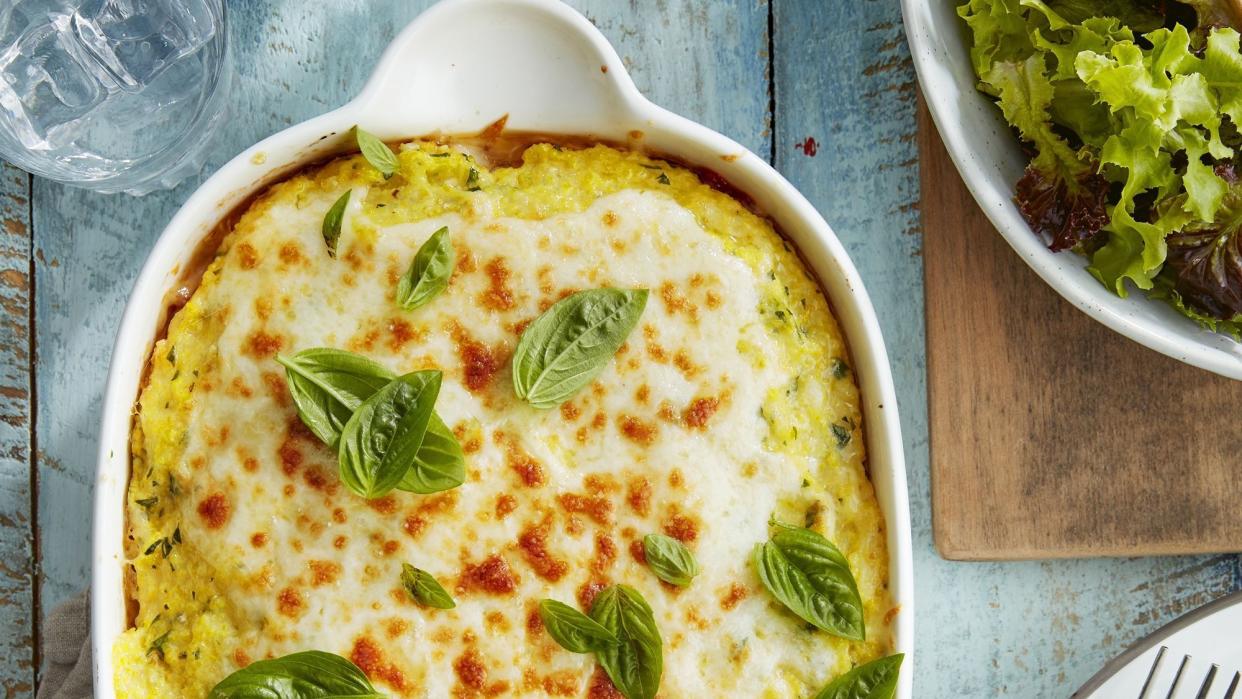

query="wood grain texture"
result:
[0,163,34,698]
[921,104,1242,559]
[916,100,1242,693]
[11,2,1242,697]
[25,0,769,689]
[775,2,1242,694]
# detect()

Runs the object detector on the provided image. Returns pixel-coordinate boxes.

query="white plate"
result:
[90,1,914,696]
[1074,590,1242,698]
[902,0,1242,380]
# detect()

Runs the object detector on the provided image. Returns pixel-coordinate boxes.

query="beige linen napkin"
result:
[37,590,92,699]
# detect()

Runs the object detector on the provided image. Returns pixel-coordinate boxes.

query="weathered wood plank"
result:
[575,0,771,157]
[21,0,1242,695]
[923,100,1242,559]
[776,0,1240,694]
[30,0,769,665]
[0,162,34,698]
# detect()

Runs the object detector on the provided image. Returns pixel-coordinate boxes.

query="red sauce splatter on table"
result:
[796,136,819,156]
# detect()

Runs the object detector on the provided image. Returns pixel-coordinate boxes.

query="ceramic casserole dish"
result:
[91,1,914,695]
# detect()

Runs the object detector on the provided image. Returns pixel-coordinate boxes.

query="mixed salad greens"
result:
[959,0,1242,334]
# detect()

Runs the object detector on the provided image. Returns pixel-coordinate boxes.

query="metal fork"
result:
[1137,646,1242,699]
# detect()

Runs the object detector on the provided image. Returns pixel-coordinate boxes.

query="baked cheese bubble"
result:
[115,141,894,697]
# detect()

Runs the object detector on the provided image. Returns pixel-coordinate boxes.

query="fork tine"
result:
[1225,671,1241,699]
[1165,654,1190,699]
[1140,647,1169,699]
[1195,664,1219,699]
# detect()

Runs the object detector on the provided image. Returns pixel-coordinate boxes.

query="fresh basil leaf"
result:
[752,524,865,640]
[354,126,398,178]
[511,288,648,408]
[278,349,464,494]
[276,349,394,446]
[815,654,904,699]
[642,534,699,587]
[396,226,454,311]
[589,585,662,699]
[321,190,350,258]
[339,370,441,499]
[207,650,383,699]
[396,412,465,494]
[400,563,456,609]
[538,599,618,653]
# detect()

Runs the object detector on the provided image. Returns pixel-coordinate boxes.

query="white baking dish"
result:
[904,0,1242,380]
[90,1,914,696]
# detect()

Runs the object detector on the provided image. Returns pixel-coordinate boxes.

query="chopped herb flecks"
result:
[147,630,171,660]
[831,422,851,448]
[831,358,849,379]
[144,527,181,559]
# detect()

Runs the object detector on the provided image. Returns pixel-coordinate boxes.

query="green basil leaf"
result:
[277,349,464,494]
[752,525,865,640]
[276,349,395,446]
[396,412,465,494]
[642,534,699,587]
[815,654,904,699]
[321,190,350,258]
[589,585,662,699]
[207,650,383,698]
[396,226,454,311]
[512,288,648,408]
[538,599,618,653]
[354,126,398,178]
[339,370,441,499]
[400,563,456,609]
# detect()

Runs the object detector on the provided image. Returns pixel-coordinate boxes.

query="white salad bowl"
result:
[904,0,1242,380]
[90,1,915,696]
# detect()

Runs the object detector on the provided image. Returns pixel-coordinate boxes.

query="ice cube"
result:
[0,9,106,150]
[72,0,216,89]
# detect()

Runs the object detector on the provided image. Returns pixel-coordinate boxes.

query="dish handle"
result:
[350,0,643,138]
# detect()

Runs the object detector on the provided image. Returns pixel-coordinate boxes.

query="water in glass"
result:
[0,0,229,194]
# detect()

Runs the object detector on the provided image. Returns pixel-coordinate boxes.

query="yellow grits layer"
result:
[116,142,892,697]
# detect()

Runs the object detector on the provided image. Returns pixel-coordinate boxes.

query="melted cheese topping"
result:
[115,143,893,697]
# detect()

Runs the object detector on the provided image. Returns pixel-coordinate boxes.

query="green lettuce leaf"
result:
[984,54,1113,250]
[986,55,1092,182]
[1043,0,1164,31]
[1199,28,1242,125]
[959,0,1039,78]
[960,0,1242,327]
[1033,15,1134,81]
[1072,24,1236,289]
[1089,207,1171,292]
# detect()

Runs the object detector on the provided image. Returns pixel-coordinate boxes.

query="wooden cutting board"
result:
[921,103,1242,560]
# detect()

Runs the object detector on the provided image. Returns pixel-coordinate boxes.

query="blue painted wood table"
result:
[1,1,1239,696]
